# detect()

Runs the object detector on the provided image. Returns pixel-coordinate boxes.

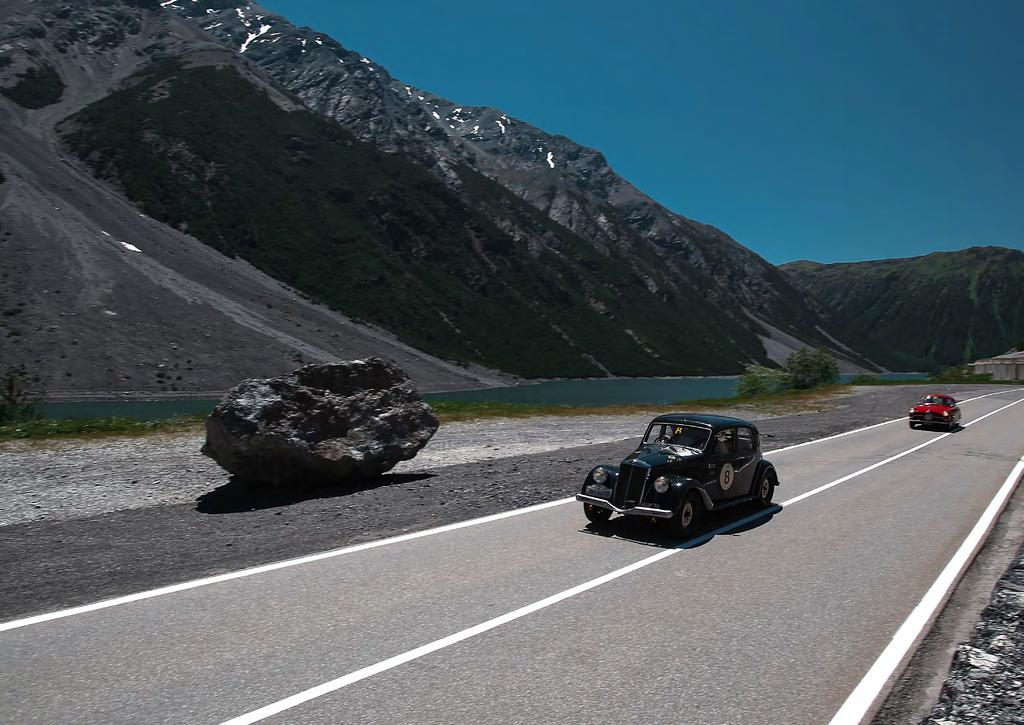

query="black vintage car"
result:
[576,414,778,536]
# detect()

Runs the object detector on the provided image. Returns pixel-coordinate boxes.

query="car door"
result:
[707,428,738,500]
[733,427,758,496]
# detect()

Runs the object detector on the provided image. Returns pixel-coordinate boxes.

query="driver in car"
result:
[668,426,704,449]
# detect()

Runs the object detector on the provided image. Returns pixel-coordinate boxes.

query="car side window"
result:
[736,428,754,455]
[714,429,735,456]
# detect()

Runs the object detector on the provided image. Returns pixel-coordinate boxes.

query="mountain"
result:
[781,247,1024,371]
[0,0,503,394]
[0,0,882,394]
[167,1,882,374]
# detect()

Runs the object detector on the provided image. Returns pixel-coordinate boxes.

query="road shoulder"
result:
[872,475,1024,724]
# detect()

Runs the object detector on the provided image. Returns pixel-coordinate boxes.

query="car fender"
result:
[751,460,778,495]
[657,475,710,511]
[581,465,618,493]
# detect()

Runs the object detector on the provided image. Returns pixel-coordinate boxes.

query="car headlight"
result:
[653,476,669,493]
[592,467,608,484]
[942,411,949,416]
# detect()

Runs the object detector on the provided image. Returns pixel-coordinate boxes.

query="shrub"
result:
[0,367,39,424]
[784,347,839,389]
[929,366,994,384]
[737,365,791,397]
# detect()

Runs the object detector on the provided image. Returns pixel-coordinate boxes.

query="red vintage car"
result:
[908,393,961,430]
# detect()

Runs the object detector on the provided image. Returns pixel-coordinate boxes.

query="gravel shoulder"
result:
[873,477,1024,725]
[0,384,1003,622]
[922,537,1024,724]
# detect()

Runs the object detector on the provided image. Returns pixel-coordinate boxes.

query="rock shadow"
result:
[196,472,436,514]
[582,502,782,550]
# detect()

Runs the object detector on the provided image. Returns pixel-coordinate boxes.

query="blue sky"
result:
[262,1,1023,265]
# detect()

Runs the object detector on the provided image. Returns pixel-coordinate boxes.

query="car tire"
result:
[583,503,612,525]
[670,491,703,538]
[757,467,777,507]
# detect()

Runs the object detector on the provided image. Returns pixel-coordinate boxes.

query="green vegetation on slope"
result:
[62,60,768,378]
[1,64,64,109]
[782,248,1024,371]
[737,347,839,396]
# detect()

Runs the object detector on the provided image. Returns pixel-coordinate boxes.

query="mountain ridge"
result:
[0,0,889,392]
[0,1,507,393]
[781,246,1024,370]
[167,0,881,371]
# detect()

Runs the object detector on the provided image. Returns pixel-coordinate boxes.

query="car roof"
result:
[650,413,756,431]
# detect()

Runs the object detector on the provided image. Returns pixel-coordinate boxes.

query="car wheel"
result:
[670,491,703,538]
[583,503,612,525]
[757,468,777,507]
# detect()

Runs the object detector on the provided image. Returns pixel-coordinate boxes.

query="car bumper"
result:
[576,494,674,518]
[910,415,954,422]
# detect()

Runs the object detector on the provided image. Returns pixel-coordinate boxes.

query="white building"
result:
[970,350,1024,381]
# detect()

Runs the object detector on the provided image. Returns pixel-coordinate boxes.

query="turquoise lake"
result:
[34,373,928,421]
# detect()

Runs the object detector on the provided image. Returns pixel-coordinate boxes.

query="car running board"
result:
[703,492,759,512]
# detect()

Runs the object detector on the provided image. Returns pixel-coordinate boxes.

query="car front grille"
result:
[614,463,649,507]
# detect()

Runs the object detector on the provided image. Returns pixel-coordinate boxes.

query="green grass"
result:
[849,370,1020,387]
[430,384,850,422]
[848,375,921,386]
[1,384,854,442]
[0,415,206,442]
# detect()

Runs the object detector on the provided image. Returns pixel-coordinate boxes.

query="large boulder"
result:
[202,358,438,485]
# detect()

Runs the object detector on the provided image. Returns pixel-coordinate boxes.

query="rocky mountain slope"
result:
[167,1,881,374]
[782,247,1024,370]
[0,0,881,393]
[0,0,504,394]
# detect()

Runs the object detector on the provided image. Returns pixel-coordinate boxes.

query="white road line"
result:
[0,498,573,634]
[219,396,1024,725]
[782,394,1024,506]
[218,505,776,725]
[828,452,1024,725]
[0,389,1014,634]
[768,387,1013,456]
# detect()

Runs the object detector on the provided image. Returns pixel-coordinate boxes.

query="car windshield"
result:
[921,395,951,405]
[643,423,711,452]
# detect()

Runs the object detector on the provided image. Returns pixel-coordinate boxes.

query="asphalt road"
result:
[2,389,1023,724]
